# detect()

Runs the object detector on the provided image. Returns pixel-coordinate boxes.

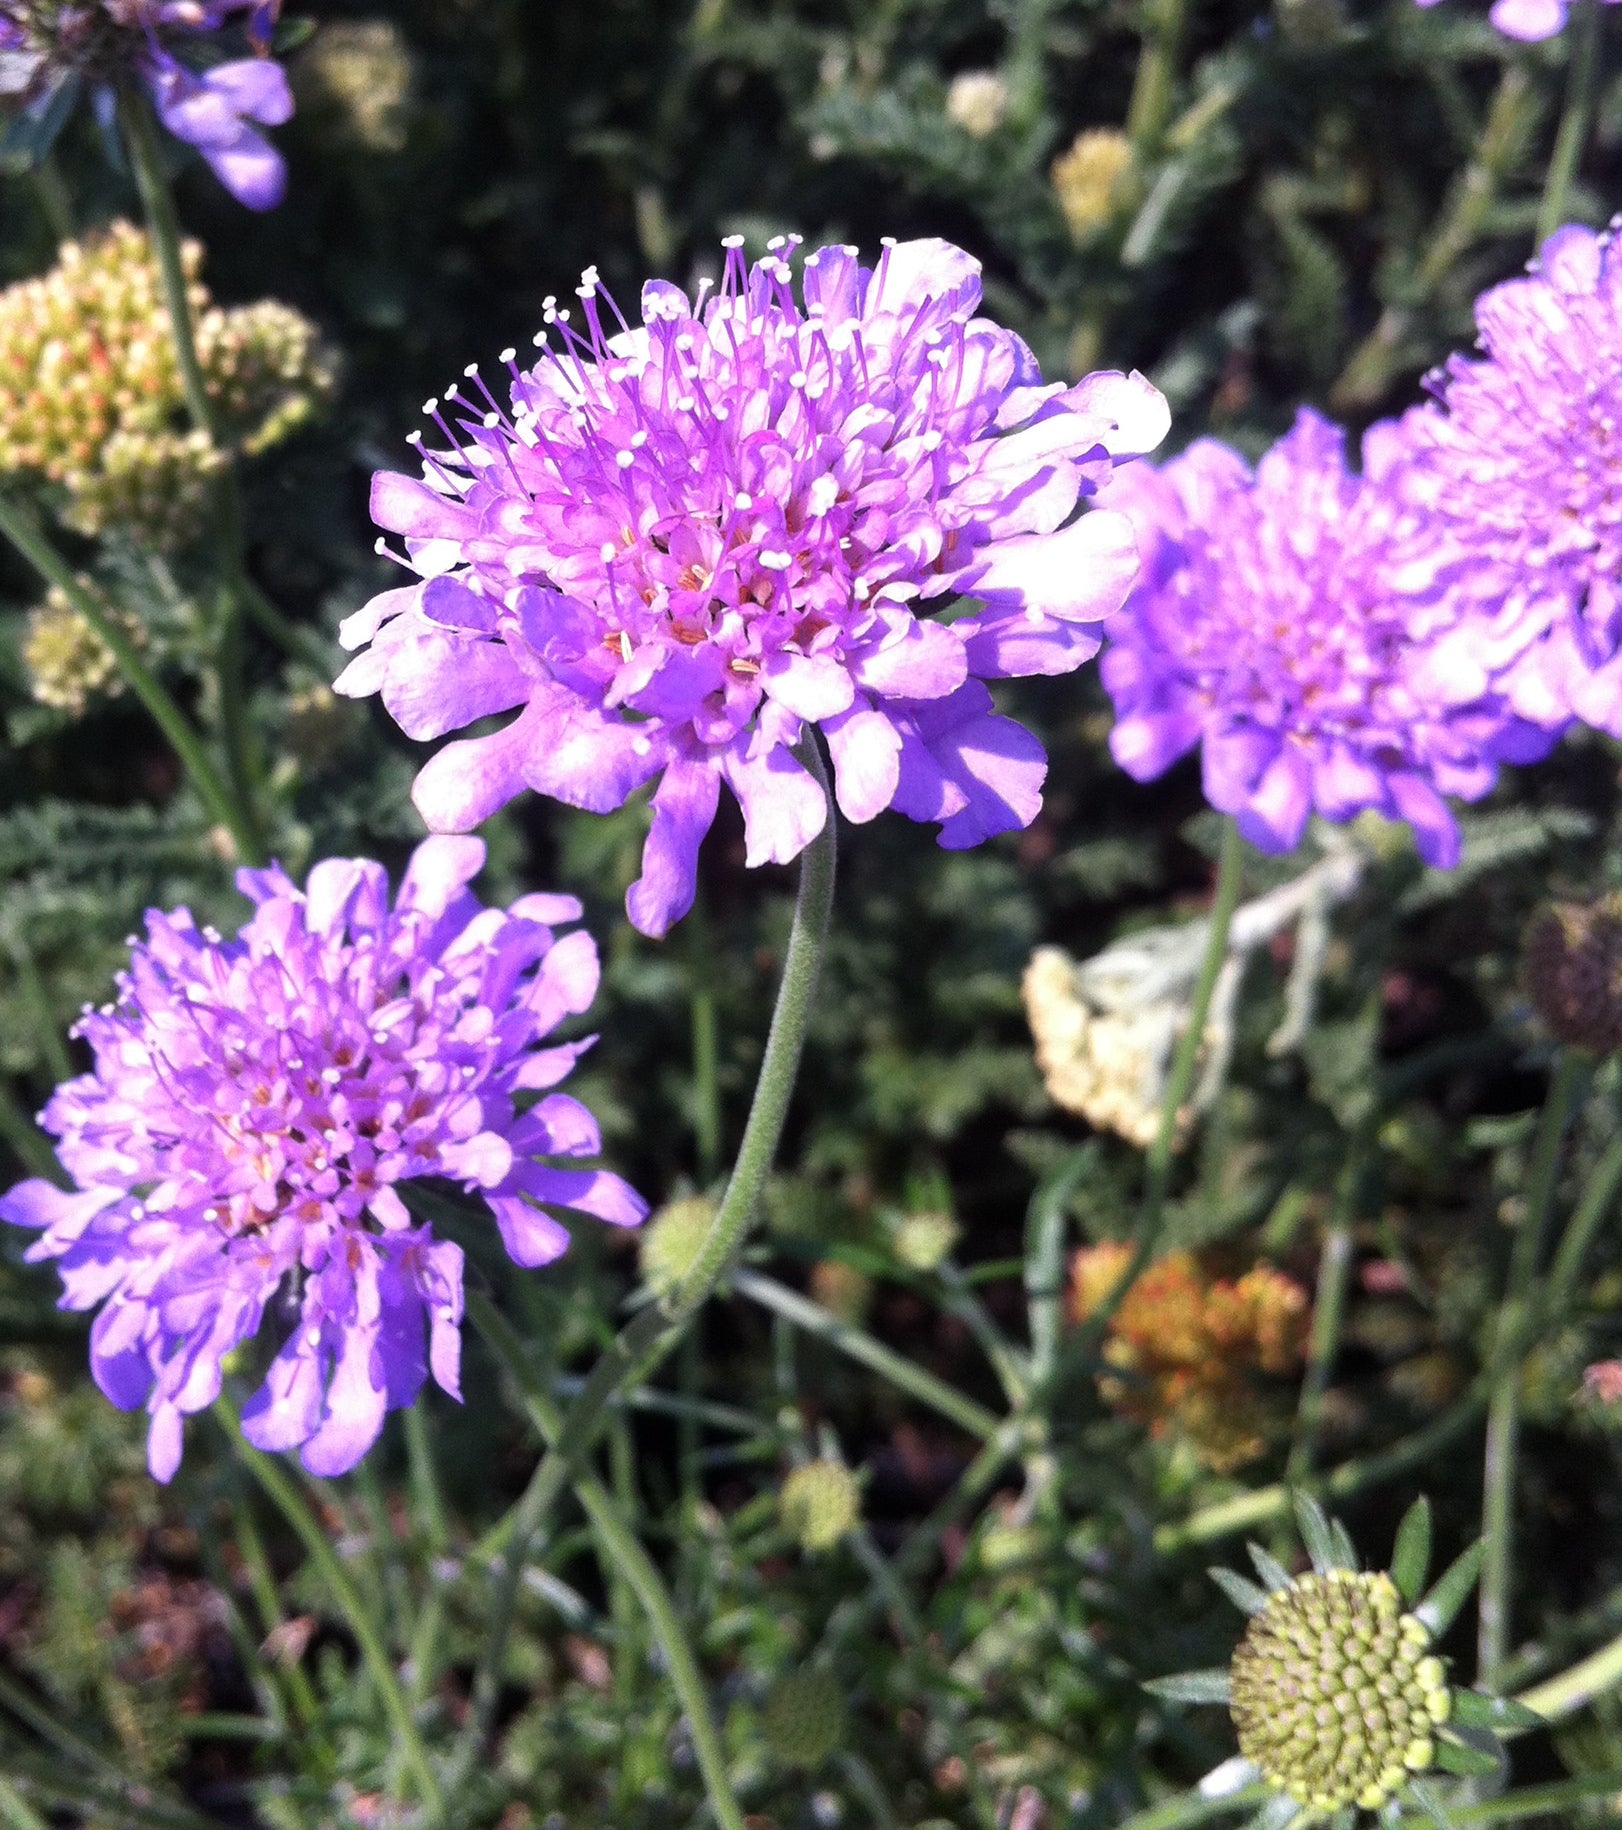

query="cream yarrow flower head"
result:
[22,581,142,716]
[1148,1495,1542,1827]
[0,222,333,549]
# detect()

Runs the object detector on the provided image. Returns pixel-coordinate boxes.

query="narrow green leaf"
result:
[1330,1519,1360,1572]
[1406,1776,1459,1829]
[1249,1542,1295,1593]
[1416,1540,1486,1637]
[1433,1737,1502,1778]
[1144,1668,1234,1705]
[1391,1498,1433,1605]
[1448,1689,1543,1735]
[1239,1793,1301,1830]
[1293,1492,1338,1573]
[1210,1566,1273,1616]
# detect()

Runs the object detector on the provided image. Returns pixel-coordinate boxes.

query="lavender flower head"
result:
[1399,224,1622,735]
[1412,0,1613,41]
[0,1,291,208]
[1099,409,1561,867]
[0,836,647,1481]
[335,236,1169,936]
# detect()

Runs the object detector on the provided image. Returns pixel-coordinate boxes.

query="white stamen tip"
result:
[499,347,517,363]
[721,233,745,249]
[600,542,618,563]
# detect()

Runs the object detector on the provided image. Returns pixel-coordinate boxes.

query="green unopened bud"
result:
[892,1209,960,1273]
[638,1195,717,1296]
[1230,1570,1450,1811]
[762,1669,846,1768]
[22,582,141,716]
[780,1459,860,1553]
[1523,896,1622,1056]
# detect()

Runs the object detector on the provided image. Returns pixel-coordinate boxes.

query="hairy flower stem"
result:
[120,86,269,857]
[1073,820,1246,1357]
[469,1295,747,1830]
[1479,1050,1588,1691]
[1536,0,1603,246]
[0,493,260,859]
[219,1401,446,1822]
[1332,66,1537,411]
[453,746,836,1779]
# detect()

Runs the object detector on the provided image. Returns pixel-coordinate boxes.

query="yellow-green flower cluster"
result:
[1050,130,1133,243]
[779,1459,860,1553]
[1231,1569,1450,1813]
[22,582,142,717]
[0,222,333,549]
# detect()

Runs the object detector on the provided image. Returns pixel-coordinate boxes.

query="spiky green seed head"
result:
[762,1669,847,1768]
[892,1209,960,1272]
[1230,1569,1451,1812]
[779,1459,860,1553]
[638,1195,717,1296]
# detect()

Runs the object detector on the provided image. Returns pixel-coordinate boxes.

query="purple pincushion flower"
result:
[1412,0,1615,40]
[1099,409,1562,867]
[0,836,647,1481]
[1399,224,1622,736]
[335,236,1169,937]
[0,1,290,208]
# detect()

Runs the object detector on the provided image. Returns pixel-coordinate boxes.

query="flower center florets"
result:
[80,916,476,1241]
[1230,1569,1450,1812]
[409,237,993,739]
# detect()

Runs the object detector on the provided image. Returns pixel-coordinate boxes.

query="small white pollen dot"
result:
[464,362,480,378]
[721,233,745,249]
[499,347,516,363]
[600,542,618,563]
[616,450,635,469]
[759,550,793,571]
[422,398,439,414]
[1025,606,1046,624]
[632,736,652,755]
[880,235,897,247]
[734,492,752,511]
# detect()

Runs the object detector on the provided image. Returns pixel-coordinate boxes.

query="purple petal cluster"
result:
[1398,224,1622,735]
[1099,409,1562,866]
[336,236,1168,936]
[0,836,646,1481]
[0,2,290,208]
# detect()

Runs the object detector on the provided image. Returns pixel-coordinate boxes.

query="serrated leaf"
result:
[1144,1668,1233,1705]
[1249,1542,1295,1592]
[1433,1736,1501,1778]
[1392,1498,1433,1605]
[1293,1492,1339,1573]
[1210,1566,1273,1616]
[1448,1689,1543,1734]
[1416,1540,1485,1637]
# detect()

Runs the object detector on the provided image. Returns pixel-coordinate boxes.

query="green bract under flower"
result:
[1231,1568,1448,1812]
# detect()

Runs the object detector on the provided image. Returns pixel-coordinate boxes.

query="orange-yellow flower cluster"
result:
[0,221,333,548]
[1070,1242,1310,1471]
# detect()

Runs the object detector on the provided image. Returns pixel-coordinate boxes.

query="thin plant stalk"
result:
[453,747,836,1778]
[1125,0,1190,157]
[1074,819,1246,1354]
[470,1294,747,1830]
[732,1267,1000,1439]
[0,1074,62,1183]
[0,492,260,860]
[1285,1126,1372,1484]
[217,1401,445,1821]
[1024,1146,1090,1394]
[1536,0,1604,245]
[1518,1624,1622,1720]
[30,156,74,241]
[1479,1051,1588,1690]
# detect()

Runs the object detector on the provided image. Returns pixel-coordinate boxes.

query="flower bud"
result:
[1522,896,1622,1056]
[637,1195,717,1297]
[780,1459,860,1553]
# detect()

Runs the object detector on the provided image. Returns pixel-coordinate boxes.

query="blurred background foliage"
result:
[6,1,1622,1825]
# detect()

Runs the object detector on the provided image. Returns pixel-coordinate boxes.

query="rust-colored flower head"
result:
[1523,895,1622,1055]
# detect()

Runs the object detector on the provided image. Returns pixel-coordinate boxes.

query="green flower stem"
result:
[1536,0,1604,245]
[1440,1772,1622,1824]
[688,891,723,1182]
[118,89,216,442]
[30,156,74,242]
[732,1268,999,1439]
[1111,1783,1271,1830]
[1543,1133,1622,1319]
[1480,1051,1588,1691]
[0,492,260,861]
[1332,66,1536,411]
[1075,820,1246,1355]
[239,571,337,673]
[454,748,835,1777]
[0,1775,52,1830]
[1517,1626,1622,1720]
[216,1399,445,1822]
[1025,1146,1090,1393]
[227,1493,324,1737]
[1125,0,1190,158]
[469,1294,747,1830]
[1286,1127,1372,1485]
[404,1402,450,1554]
